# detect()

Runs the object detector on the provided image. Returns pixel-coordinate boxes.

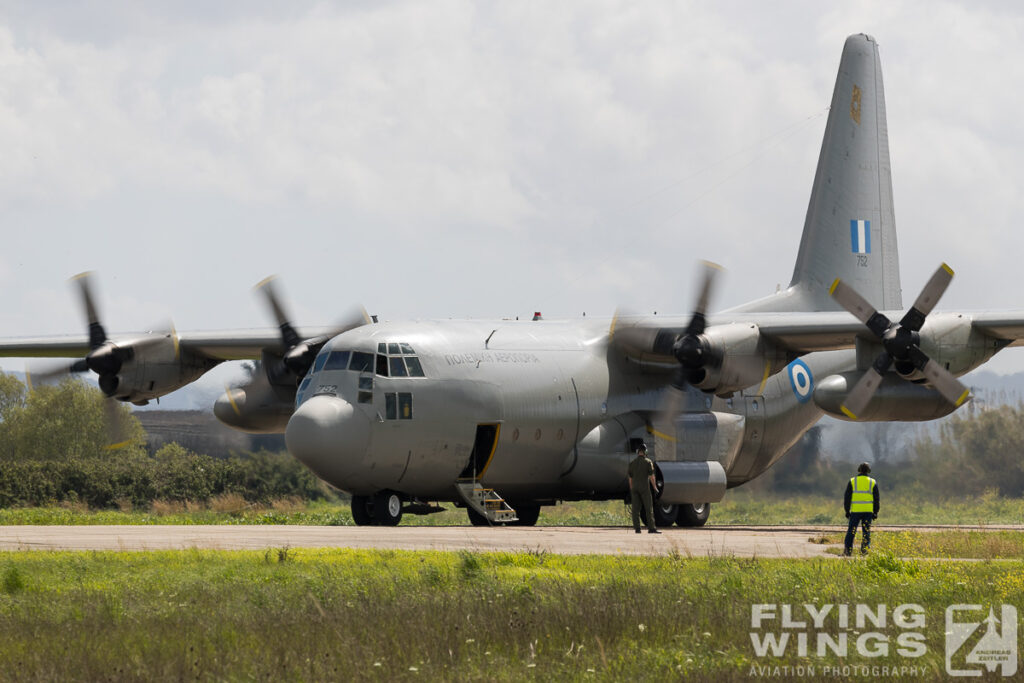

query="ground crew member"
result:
[628,443,660,534]
[843,462,880,556]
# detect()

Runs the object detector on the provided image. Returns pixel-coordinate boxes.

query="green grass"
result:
[0,548,1020,681]
[817,530,1024,559]
[2,490,1023,526]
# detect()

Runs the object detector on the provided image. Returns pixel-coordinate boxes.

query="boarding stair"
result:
[455,479,518,524]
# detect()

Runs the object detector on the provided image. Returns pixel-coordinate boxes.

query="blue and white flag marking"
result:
[850,219,871,254]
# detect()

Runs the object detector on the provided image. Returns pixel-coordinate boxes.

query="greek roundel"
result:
[787,359,814,403]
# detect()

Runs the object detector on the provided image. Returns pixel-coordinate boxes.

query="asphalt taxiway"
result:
[5,524,1015,558]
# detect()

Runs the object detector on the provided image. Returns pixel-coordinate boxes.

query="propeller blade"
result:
[71,272,108,350]
[839,352,893,420]
[906,347,972,407]
[829,279,891,338]
[900,263,954,332]
[25,359,90,385]
[254,276,301,348]
[650,383,687,460]
[103,398,134,451]
[686,261,722,336]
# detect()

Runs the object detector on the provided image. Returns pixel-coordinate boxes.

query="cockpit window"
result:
[296,376,311,408]
[350,351,374,373]
[368,342,427,378]
[404,356,425,377]
[323,350,351,371]
[389,357,408,377]
[312,350,329,374]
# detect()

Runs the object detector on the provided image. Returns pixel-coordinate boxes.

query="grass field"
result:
[1,489,1022,526]
[817,529,1024,559]
[0,547,1021,681]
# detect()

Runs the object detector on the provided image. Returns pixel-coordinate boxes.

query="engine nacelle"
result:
[102,335,217,405]
[813,372,961,422]
[214,371,295,434]
[690,324,786,396]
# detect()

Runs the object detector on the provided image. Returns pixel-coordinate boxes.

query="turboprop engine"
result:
[677,323,787,396]
[214,362,294,433]
[612,262,786,397]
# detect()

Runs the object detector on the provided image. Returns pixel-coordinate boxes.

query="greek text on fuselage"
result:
[444,352,541,366]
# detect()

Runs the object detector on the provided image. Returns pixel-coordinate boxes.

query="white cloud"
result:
[0,1,1023,380]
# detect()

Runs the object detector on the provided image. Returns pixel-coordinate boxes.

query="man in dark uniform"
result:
[628,443,660,534]
[843,462,880,556]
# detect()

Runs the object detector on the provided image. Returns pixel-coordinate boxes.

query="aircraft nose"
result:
[285,395,370,486]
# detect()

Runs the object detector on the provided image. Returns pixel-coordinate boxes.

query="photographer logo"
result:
[945,604,1017,677]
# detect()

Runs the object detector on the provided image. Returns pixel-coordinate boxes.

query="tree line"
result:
[755,404,1024,499]
[0,374,332,508]
[1,371,1022,508]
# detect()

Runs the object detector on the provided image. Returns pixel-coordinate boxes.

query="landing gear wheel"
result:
[373,491,403,526]
[653,502,679,527]
[351,495,373,526]
[467,507,489,526]
[676,503,711,527]
[509,503,540,527]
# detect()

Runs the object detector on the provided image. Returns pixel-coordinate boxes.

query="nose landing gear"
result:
[351,491,404,526]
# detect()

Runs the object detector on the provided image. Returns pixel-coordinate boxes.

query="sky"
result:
[3,0,1024,395]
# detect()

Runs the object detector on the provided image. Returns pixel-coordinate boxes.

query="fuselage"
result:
[284,317,855,504]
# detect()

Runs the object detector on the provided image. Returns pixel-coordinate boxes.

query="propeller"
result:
[829,263,970,419]
[253,276,370,384]
[29,272,170,398]
[670,261,724,389]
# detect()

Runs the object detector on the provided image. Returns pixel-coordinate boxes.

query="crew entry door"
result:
[460,424,500,480]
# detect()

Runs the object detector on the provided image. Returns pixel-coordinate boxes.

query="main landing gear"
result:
[351,491,403,526]
[641,502,712,528]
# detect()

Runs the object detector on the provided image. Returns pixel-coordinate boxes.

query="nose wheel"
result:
[350,491,404,526]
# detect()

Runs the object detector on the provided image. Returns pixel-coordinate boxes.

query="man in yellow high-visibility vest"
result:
[843,462,879,556]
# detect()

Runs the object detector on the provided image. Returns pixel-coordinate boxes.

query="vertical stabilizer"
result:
[734,34,902,313]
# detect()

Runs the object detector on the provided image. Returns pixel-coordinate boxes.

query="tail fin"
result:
[735,34,902,313]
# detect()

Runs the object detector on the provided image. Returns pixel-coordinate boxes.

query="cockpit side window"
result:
[398,392,413,419]
[323,350,351,371]
[404,356,425,377]
[350,351,374,373]
[376,354,389,376]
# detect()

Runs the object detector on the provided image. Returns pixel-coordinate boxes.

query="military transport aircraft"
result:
[2,34,1023,527]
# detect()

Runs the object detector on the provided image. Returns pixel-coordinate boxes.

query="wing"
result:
[970,312,1024,347]
[0,327,338,362]
[176,326,343,361]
